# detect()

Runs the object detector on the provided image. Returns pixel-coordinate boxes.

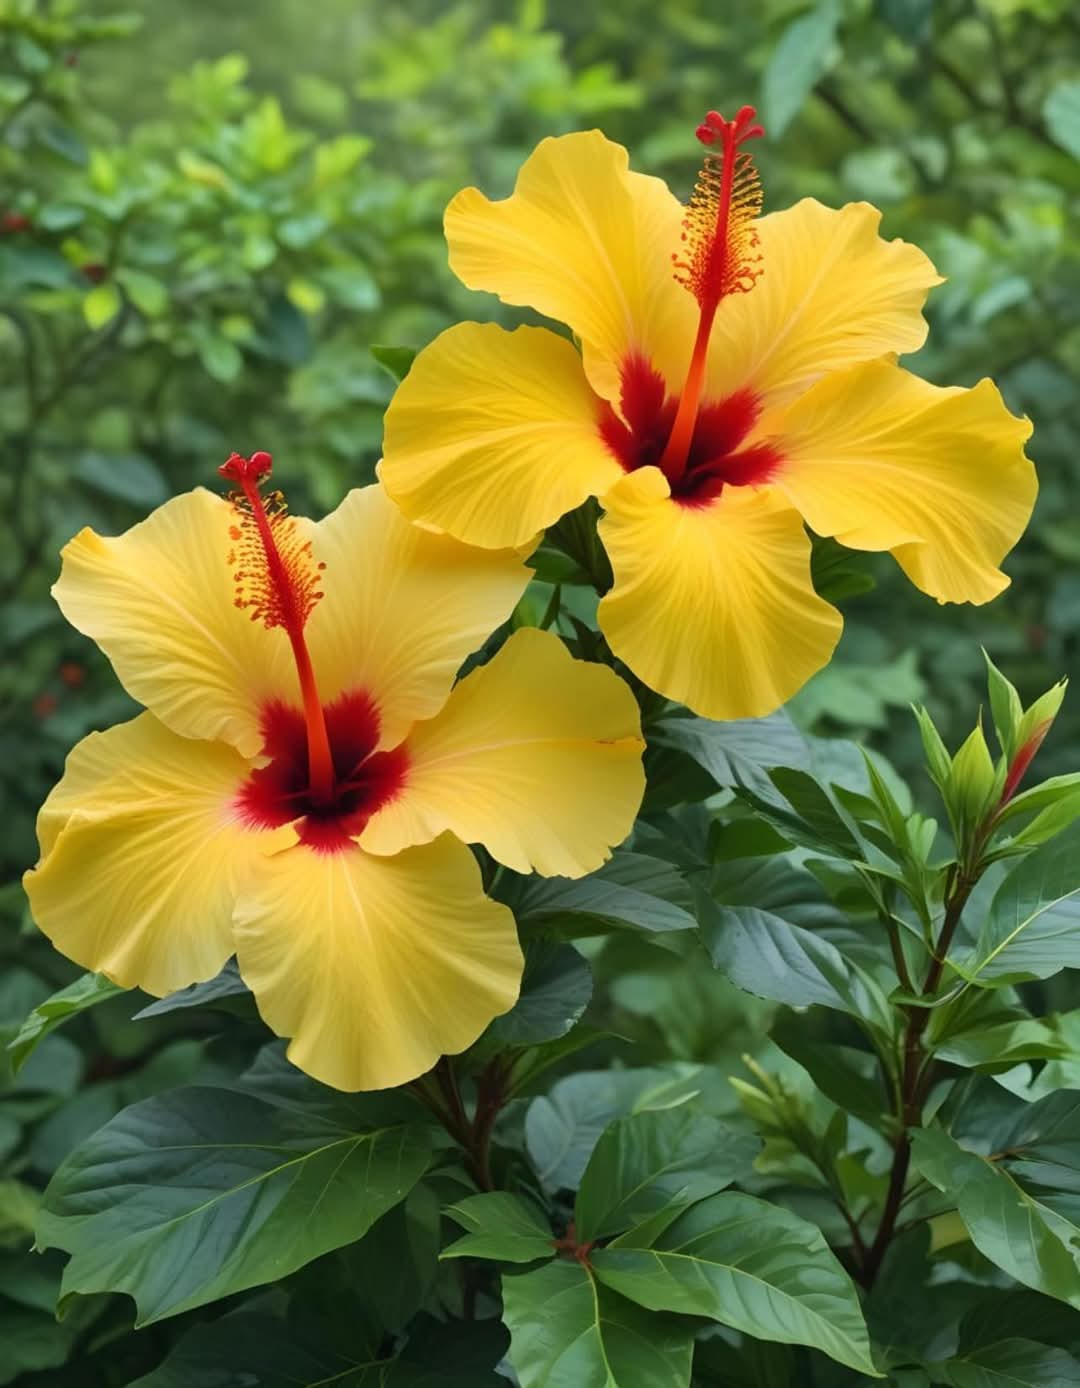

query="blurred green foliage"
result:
[2,0,1080,1380]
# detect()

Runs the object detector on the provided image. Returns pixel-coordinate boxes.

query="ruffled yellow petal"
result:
[445,130,693,399]
[361,627,644,876]
[772,360,1036,604]
[299,484,531,746]
[54,489,295,758]
[380,323,623,550]
[706,200,942,409]
[233,835,522,1091]
[23,714,288,996]
[597,470,843,720]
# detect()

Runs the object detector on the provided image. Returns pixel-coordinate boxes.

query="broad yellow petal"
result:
[24,714,288,996]
[54,489,295,758]
[300,484,531,745]
[380,323,623,550]
[772,361,1036,604]
[706,200,942,409]
[445,131,694,399]
[233,836,522,1091]
[361,627,644,876]
[597,470,842,720]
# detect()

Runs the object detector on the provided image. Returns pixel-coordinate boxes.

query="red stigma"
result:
[659,107,766,485]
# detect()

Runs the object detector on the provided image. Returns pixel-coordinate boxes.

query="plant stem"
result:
[424,1055,507,1193]
[859,868,977,1287]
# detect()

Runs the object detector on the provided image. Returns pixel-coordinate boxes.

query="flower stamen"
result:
[660,107,765,485]
[219,451,334,805]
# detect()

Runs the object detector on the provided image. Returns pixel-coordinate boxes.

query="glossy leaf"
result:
[931,1338,1080,1388]
[593,1192,879,1376]
[489,942,592,1047]
[442,1192,554,1263]
[575,1107,759,1242]
[37,1083,432,1323]
[7,973,123,1074]
[502,1258,693,1388]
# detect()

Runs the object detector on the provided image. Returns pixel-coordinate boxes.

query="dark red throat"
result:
[238,691,409,853]
[599,353,779,506]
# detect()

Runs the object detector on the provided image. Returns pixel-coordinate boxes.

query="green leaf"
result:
[74,450,169,507]
[593,1191,877,1375]
[575,1108,759,1242]
[932,1016,1071,1070]
[526,1067,705,1191]
[7,973,123,1074]
[117,268,167,317]
[82,281,122,330]
[193,327,243,383]
[509,851,696,936]
[442,1192,553,1263]
[931,1338,1080,1388]
[700,900,893,1033]
[133,958,250,1018]
[1044,80,1080,160]
[911,1126,1080,1309]
[652,711,809,797]
[37,1082,432,1323]
[489,942,592,1047]
[762,0,841,136]
[371,343,417,382]
[770,1013,886,1124]
[957,822,1080,985]
[502,1258,693,1388]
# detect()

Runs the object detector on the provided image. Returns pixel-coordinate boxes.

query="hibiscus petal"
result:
[53,489,296,757]
[233,836,523,1092]
[301,484,531,744]
[380,323,623,550]
[361,627,644,876]
[597,470,843,720]
[24,714,288,996]
[772,360,1036,604]
[445,130,694,399]
[706,200,942,409]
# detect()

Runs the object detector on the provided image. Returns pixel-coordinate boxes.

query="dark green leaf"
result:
[371,343,417,381]
[652,712,809,797]
[37,1082,432,1323]
[931,1338,1080,1388]
[133,958,251,1018]
[575,1107,759,1241]
[489,942,592,1047]
[502,1258,693,1388]
[510,851,696,936]
[442,1191,554,1263]
[593,1191,878,1375]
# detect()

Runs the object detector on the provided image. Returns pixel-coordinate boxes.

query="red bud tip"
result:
[80,262,107,283]
[1000,720,1052,806]
[1,211,31,232]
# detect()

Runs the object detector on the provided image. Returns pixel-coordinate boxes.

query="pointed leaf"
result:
[37,1083,432,1323]
[7,973,124,1073]
[502,1259,693,1388]
[575,1108,759,1242]
[592,1192,879,1376]
[442,1193,554,1263]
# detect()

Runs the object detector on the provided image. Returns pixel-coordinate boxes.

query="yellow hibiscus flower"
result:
[380,106,1037,721]
[23,453,645,1091]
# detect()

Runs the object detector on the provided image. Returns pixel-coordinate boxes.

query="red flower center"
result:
[599,353,780,507]
[237,690,409,853]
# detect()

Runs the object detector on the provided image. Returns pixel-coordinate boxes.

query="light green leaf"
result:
[117,268,167,317]
[911,1125,1080,1309]
[592,1192,879,1376]
[82,281,121,330]
[956,822,1080,985]
[502,1258,693,1388]
[1044,80,1080,160]
[442,1192,553,1263]
[932,1016,1071,1070]
[575,1108,759,1242]
[7,973,124,1074]
[37,1083,432,1323]
[763,0,841,136]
